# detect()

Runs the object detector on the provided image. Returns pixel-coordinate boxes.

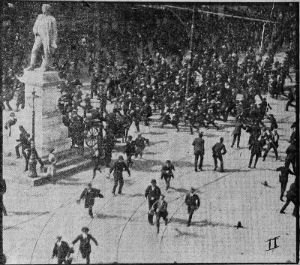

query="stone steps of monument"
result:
[30,147,94,186]
[32,159,93,186]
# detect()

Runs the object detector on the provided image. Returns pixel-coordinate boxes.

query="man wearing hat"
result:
[77,183,104,218]
[15,125,30,158]
[72,227,98,264]
[185,188,200,227]
[52,235,72,264]
[134,134,149,159]
[151,194,168,233]
[212,137,227,172]
[161,160,175,190]
[192,132,205,172]
[231,117,246,148]
[47,147,57,182]
[145,179,161,225]
[124,135,135,168]
[109,155,131,195]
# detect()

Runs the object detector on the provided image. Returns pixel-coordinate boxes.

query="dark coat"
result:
[125,141,135,155]
[161,164,175,179]
[72,234,98,257]
[276,166,295,183]
[233,121,245,135]
[0,179,7,194]
[52,241,70,260]
[192,137,205,155]
[249,139,263,156]
[80,188,103,208]
[109,160,130,178]
[145,185,161,202]
[212,142,226,156]
[185,193,200,209]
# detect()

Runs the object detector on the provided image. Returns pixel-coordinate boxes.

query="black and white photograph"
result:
[1,1,299,264]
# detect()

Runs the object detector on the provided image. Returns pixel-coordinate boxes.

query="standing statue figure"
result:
[26,4,57,71]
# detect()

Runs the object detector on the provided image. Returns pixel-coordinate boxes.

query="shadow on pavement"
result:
[174,228,202,238]
[171,218,237,229]
[9,211,50,216]
[95,213,127,220]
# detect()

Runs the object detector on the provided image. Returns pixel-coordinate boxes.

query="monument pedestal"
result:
[19,69,71,157]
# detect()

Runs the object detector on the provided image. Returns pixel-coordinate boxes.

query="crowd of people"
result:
[2,3,298,264]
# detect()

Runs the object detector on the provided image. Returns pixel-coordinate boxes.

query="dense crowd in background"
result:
[2,2,297,165]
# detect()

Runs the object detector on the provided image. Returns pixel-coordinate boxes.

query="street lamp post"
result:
[27,89,39,178]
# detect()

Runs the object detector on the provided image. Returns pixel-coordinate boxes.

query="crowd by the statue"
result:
[1,3,298,264]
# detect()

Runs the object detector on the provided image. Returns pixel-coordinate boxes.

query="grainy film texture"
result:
[1,1,299,264]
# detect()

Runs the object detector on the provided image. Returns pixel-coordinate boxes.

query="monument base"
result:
[18,69,71,158]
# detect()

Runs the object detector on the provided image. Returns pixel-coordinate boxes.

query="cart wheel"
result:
[85,127,99,147]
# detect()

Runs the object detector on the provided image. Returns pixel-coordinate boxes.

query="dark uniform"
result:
[248,138,263,168]
[109,157,130,195]
[72,228,98,264]
[124,137,135,167]
[185,189,200,226]
[52,238,72,264]
[276,166,295,201]
[280,182,298,217]
[92,149,103,179]
[134,135,149,158]
[212,138,227,172]
[285,143,297,173]
[192,133,205,171]
[161,161,175,190]
[231,120,245,148]
[15,127,30,158]
[145,180,161,225]
[1,179,7,216]
[78,185,104,218]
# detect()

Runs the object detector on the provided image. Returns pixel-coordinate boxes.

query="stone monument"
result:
[19,4,70,157]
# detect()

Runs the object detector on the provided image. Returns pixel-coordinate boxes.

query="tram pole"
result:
[184,5,195,113]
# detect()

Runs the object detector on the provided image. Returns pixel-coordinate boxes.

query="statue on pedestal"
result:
[26,4,57,72]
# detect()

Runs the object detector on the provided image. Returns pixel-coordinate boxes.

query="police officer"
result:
[124,135,135,167]
[192,132,205,172]
[284,142,297,173]
[161,160,175,190]
[91,147,103,180]
[145,179,161,225]
[77,183,104,218]
[280,182,298,217]
[248,137,263,168]
[109,155,130,195]
[276,166,295,201]
[184,187,200,227]
[231,117,245,148]
[134,134,149,158]
[212,137,227,172]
